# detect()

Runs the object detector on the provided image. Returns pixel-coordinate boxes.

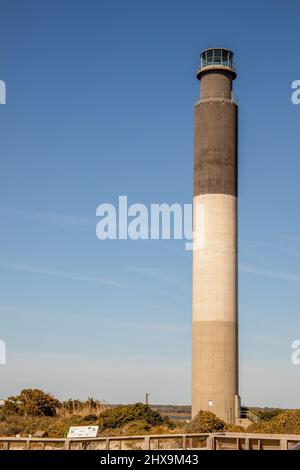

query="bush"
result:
[2,389,60,417]
[121,420,152,435]
[247,410,300,434]
[225,423,244,432]
[248,408,283,422]
[185,410,226,434]
[97,403,168,432]
[80,414,98,423]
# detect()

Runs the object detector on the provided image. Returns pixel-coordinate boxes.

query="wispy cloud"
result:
[0,208,94,228]
[240,263,300,283]
[127,266,189,292]
[243,239,300,258]
[0,264,122,287]
[0,304,188,334]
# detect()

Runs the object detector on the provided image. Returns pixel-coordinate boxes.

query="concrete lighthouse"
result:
[192,48,240,424]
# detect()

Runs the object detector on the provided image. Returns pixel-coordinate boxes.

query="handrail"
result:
[0,432,299,450]
[239,409,260,422]
[197,61,237,74]
[0,432,210,451]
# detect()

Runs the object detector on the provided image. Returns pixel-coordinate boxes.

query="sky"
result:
[0,0,300,407]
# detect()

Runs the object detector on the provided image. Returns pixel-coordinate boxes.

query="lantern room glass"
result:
[200,49,234,70]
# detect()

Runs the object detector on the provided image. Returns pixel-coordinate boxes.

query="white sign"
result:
[67,426,99,438]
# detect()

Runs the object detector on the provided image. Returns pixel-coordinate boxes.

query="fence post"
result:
[206,435,215,450]
[64,439,71,450]
[182,435,186,450]
[144,436,150,450]
[105,438,110,450]
[280,439,288,450]
[257,439,261,450]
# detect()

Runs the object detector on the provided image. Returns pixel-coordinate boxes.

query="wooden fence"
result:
[0,432,299,450]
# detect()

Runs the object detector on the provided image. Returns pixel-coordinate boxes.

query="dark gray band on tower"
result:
[194,101,238,197]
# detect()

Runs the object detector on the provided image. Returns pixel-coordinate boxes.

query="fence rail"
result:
[0,432,299,451]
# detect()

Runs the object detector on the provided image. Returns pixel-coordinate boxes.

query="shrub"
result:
[248,408,283,422]
[185,410,226,434]
[80,414,98,423]
[247,410,300,434]
[121,420,151,435]
[97,403,167,432]
[225,423,244,432]
[2,389,60,417]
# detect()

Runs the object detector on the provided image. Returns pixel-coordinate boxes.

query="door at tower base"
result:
[192,48,240,425]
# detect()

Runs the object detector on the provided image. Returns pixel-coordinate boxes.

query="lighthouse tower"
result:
[192,48,240,424]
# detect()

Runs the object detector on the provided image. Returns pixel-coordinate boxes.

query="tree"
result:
[3,389,60,417]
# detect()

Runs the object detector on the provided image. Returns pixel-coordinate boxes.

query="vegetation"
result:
[1,389,300,438]
[247,407,283,422]
[185,410,226,434]
[97,403,174,433]
[2,389,60,417]
[60,397,105,417]
[0,390,175,437]
[247,410,300,434]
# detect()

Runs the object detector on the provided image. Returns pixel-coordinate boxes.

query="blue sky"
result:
[0,0,300,407]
